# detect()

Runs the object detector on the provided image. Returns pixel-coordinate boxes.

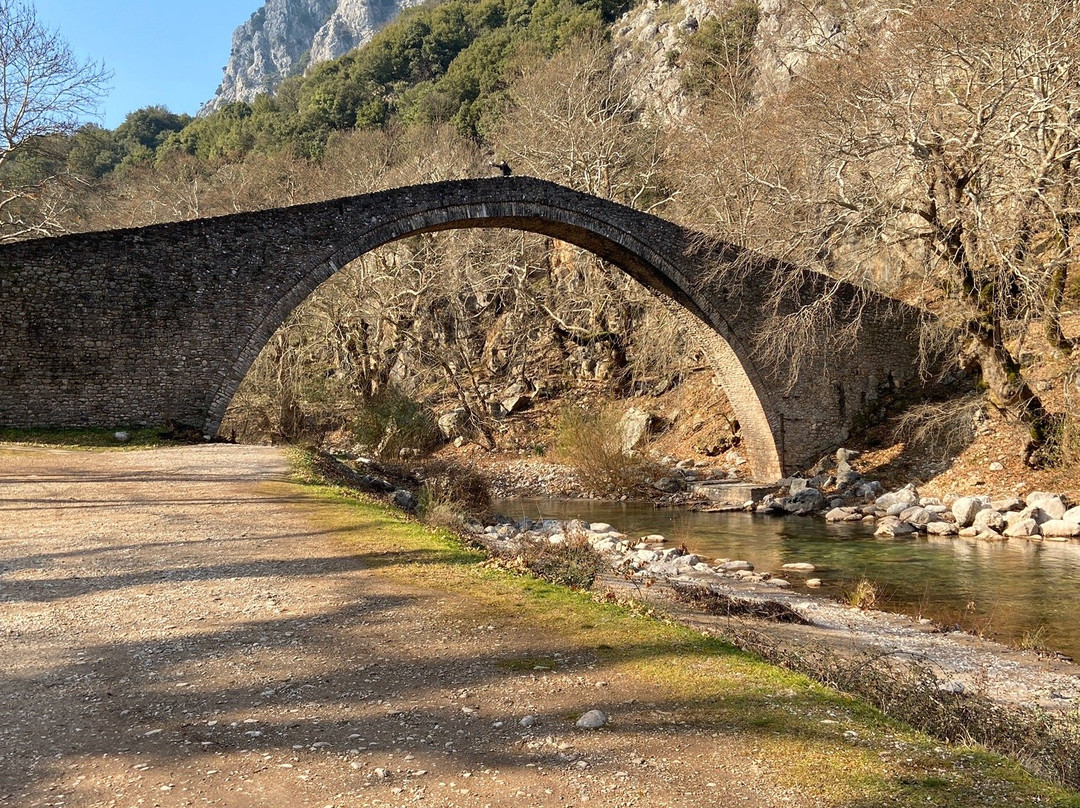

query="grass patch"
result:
[287,448,1080,805]
[0,426,190,449]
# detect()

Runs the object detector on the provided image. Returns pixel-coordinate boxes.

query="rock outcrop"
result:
[205,0,423,111]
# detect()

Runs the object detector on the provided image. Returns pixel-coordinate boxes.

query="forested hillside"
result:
[3,0,1078,485]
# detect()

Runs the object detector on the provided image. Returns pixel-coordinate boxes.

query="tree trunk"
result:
[964,331,1055,463]
[1045,263,1070,351]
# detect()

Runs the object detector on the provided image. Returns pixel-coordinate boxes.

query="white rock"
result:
[991,497,1023,512]
[720,560,754,571]
[576,710,608,729]
[951,496,989,528]
[989,461,1004,471]
[519,715,537,728]
[1040,520,1080,539]
[899,506,933,526]
[875,517,916,537]
[1017,505,1052,525]
[825,506,861,522]
[1003,518,1040,538]
[673,554,701,567]
[1063,506,1080,525]
[926,521,959,536]
[805,578,822,587]
[764,578,791,588]
[590,523,616,534]
[958,527,979,538]
[1033,496,1068,521]
[973,509,1006,532]
[876,485,919,509]
[782,562,816,572]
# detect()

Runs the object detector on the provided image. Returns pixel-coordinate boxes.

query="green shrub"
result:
[352,386,442,459]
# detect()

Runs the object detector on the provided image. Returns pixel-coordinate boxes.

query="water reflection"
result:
[493,498,1080,659]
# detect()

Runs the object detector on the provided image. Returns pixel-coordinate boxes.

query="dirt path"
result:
[0,444,806,808]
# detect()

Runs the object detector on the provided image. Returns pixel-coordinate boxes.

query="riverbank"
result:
[297,447,1080,787]
[467,509,1080,786]
[7,444,1079,805]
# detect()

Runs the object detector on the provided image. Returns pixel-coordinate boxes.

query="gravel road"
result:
[0,444,800,808]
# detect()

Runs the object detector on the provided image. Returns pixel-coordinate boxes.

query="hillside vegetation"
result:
[3,0,1078,484]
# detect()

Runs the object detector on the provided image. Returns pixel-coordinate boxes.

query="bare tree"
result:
[0,0,109,240]
[491,33,670,208]
[673,0,1080,457]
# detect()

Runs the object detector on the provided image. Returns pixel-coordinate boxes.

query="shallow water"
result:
[492,497,1080,659]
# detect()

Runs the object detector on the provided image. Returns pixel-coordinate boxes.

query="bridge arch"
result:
[0,177,923,480]
[213,188,784,479]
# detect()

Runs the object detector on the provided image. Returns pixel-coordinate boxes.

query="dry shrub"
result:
[669,582,808,623]
[1037,374,1080,468]
[844,578,879,610]
[892,392,984,460]
[554,404,662,497]
[1056,409,1080,467]
[513,533,605,590]
[415,459,491,527]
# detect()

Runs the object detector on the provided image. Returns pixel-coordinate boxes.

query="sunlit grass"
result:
[288,447,1080,806]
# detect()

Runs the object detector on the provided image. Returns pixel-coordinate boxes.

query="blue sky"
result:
[33,0,261,128]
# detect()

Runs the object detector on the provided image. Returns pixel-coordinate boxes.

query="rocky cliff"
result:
[205,0,423,112]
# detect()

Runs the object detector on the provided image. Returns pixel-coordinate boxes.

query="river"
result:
[492,497,1080,660]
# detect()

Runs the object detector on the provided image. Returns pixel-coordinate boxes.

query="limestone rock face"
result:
[205,0,423,111]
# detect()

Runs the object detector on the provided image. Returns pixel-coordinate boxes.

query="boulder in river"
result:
[876,485,919,510]
[1027,494,1068,521]
[783,488,825,515]
[951,496,989,528]
[1040,520,1080,539]
[899,506,933,526]
[990,497,1024,513]
[875,517,916,537]
[1003,518,1040,539]
[720,560,754,572]
[926,521,959,536]
[826,506,862,522]
[973,509,1006,533]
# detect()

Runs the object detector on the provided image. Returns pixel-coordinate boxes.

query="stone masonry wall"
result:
[0,177,924,480]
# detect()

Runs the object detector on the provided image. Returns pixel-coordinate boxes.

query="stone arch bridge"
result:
[0,177,923,481]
